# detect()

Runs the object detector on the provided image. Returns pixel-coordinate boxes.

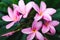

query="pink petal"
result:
[1,31,15,37]
[2,15,12,21]
[13,10,22,22]
[13,4,21,13]
[44,8,56,15]
[18,0,26,14]
[50,20,59,27]
[43,14,52,21]
[13,4,18,9]
[26,2,33,14]
[23,2,33,18]
[23,13,28,18]
[27,33,35,40]
[21,27,32,34]
[19,15,22,21]
[42,25,50,33]
[32,21,42,30]
[50,26,56,35]
[36,31,44,40]
[32,2,40,13]
[34,13,43,21]
[14,15,22,22]
[6,22,15,29]
[40,1,46,12]
[13,9,19,17]
[8,7,13,18]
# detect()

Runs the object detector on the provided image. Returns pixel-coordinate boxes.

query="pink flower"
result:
[32,1,56,21]
[2,7,22,29]
[1,31,15,37]
[21,21,44,40]
[13,0,34,18]
[42,20,59,35]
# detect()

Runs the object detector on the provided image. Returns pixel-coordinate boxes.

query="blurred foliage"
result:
[0,0,60,40]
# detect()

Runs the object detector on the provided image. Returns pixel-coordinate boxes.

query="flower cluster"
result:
[2,0,59,40]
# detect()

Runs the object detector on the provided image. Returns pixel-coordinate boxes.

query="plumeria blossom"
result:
[1,31,15,37]
[42,20,59,35]
[13,0,34,18]
[2,7,22,29]
[21,21,44,40]
[32,1,56,21]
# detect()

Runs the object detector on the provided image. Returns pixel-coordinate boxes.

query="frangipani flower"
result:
[42,20,59,35]
[21,21,44,40]
[2,7,22,29]
[13,0,33,18]
[1,31,15,37]
[32,1,56,21]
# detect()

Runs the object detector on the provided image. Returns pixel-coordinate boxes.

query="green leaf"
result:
[20,34,27,40]
[24,0,30,4]
[0,37,7,40]
[1,0,18,4]
[34,0,41,5]
[0,2,8,12]
[45,34,60,40]
[42,0,60,9]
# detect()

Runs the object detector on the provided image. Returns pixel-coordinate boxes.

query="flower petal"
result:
[50,21,59,27]
[21,27,32,34]
[26,2,33,13]
[13,9,20,17]
[32,2,40,13]
[13,4,21,13]
[27,33,35,40]
[50,26,56,35]
[13,4,18,9]
[43,14,52,21]
[19,15,22,20]
[40,1,46,12]
[23,2,33,18]
[32,21,42,30]
[2,15,12,21]
[23,13,28,18]
[18,0,25,14]
[34,13,43,21]
[42,25,50,33]
[14,15,22,22]
[36,31,44,40]
[1,31,15,37]
[8,7,13,18]
[44,8,56,15]
[6,22,15,29]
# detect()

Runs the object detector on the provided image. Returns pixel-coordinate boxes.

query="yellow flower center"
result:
[32,28,36,32]
[39,11,43,16]
[14,17,17,21]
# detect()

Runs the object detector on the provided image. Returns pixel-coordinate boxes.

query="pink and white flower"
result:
[13,0,33,18]
[42,20,59,35]
[2,7,22,29]
[32,1,56,21]
[21,21,44,40]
